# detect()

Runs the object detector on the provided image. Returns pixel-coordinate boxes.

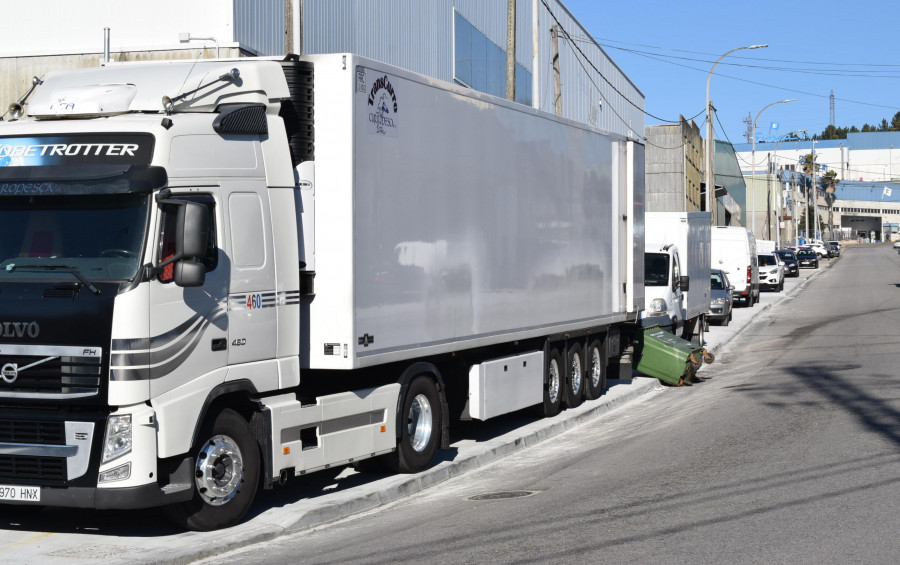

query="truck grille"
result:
[0,455,66,482]
[0,348,102,399]
[0,419,65,444]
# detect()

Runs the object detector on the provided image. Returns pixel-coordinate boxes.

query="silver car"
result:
[708,269,733,326]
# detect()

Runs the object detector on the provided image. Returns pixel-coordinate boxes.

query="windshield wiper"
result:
[6,263,101,295]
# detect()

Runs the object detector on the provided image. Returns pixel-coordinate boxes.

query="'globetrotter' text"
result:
[0,143,140,159]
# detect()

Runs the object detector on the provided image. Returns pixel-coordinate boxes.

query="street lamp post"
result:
[751,99,796,235]
[705,44,767,225]
[805,140,817,243]
[772,129,806,248]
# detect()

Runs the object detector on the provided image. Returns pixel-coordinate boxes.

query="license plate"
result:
[0,484,41,502]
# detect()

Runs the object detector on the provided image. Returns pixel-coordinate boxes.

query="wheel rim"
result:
[590,347,602,388]
[408,393,433,452]
[548,358,560,403]
[570,352,582,395]
[195,434,244,506]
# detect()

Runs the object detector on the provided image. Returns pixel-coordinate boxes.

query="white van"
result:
[711,226,759,306]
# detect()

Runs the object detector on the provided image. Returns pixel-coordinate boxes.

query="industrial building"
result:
[0,0,644,139]
[735,131,900,243]
[645,118,744,224]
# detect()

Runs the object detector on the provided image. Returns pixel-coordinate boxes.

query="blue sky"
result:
[562,0,899,144]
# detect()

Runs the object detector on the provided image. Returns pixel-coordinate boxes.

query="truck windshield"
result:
[644,252,669,286]
[0,193,149,283]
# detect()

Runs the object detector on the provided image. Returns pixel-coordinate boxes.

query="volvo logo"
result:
[0,322,40,339]
[0,363,17,384]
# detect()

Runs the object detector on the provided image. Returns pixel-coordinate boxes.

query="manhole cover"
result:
[466,490,538,501]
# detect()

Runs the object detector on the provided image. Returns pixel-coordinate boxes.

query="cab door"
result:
[146,192,229,399]
[223,186,278,377]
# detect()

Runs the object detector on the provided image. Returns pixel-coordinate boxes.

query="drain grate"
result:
[466,490,538,501]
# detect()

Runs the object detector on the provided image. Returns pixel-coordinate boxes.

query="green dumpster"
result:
[634,326,711,386]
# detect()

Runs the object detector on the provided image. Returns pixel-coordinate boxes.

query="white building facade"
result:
[734,132,900,243]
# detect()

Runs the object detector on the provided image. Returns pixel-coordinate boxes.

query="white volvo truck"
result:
[0,54,644,530]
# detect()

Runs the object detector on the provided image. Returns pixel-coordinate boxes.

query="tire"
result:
[564,344,584,409]
[382,376,442,474]
[723,311,731,327]
[778,280,784,292]
[584,339,607,400]
[538,348,563,417]
[163,408,260,531]
[690,317,704,346]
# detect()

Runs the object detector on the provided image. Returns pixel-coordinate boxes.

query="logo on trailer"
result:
[367,74,399,137]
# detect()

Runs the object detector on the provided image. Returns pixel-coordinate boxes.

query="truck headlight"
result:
[648,298,668,313]
[102,414,132,464]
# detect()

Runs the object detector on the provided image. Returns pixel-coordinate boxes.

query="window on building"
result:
[454,11,532,106]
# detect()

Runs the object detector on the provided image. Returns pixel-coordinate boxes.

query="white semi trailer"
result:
[0,54,644,530]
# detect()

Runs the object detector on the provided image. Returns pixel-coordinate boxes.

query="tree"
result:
[892,111,900,130]
[821,169,839,234]
[800,153,817,175]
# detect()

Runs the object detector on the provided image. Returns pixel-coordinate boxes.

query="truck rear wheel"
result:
[584,339,607,400]
[538,348,563,417]
[382,376,441,473]
[564,344,584,409]
[162,408,260,531]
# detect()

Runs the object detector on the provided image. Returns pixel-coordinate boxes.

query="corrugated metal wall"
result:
[0,0,644,138]
[302,0,644,138]
[235,0,285,56]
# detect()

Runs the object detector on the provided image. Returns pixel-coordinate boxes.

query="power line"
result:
[585,35,900,69]
[537,0,694,126]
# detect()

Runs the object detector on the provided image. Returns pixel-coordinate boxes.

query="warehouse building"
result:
[734,131,900,242]
[0,0,644,139]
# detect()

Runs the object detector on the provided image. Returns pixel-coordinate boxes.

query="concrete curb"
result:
[131,377,661,565]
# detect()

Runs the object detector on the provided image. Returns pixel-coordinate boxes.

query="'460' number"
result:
[246,293,263,309]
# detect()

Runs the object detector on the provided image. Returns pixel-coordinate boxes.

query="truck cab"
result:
[641,244,688,334]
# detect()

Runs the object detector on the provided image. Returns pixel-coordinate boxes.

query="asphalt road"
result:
[4,246,885,564]
[194,244,900,564]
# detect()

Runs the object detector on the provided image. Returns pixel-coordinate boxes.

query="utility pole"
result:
[551,25,562,116]
[505,0,516,102]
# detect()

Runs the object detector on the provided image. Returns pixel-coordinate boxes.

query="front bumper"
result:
[708,304,729,321]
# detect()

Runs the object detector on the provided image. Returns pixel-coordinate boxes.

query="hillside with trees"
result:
[815,110,900,140]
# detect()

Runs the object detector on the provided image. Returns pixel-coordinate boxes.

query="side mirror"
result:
[679,275,690,292]
[177,202,210,259]
[174,260,206,287]
[154,195,211,287]
[727,285,735,291]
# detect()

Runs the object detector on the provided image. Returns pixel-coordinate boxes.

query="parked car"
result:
[827,240,842,254]
[807,242,829,258]
[825,241,840,257]
[774,249,800,277]
[758,253,785,291]
[797,249,819,268]
[893,240,900,249]
[708,269,733,326]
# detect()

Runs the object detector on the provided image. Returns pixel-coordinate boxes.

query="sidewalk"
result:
[0,260,834,565]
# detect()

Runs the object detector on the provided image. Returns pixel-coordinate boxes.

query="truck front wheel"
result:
[383,376,441,473]
[162,408,260,531]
